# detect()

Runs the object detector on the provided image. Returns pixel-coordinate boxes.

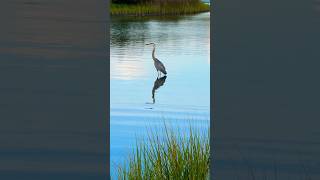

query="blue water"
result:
[110,12,210,177]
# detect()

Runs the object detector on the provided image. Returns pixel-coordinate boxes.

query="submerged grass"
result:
[111,3,210,16]
[116,124,210,179]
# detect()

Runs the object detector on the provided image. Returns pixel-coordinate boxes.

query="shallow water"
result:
[110,12,210,176]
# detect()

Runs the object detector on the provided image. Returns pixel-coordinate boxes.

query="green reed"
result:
[111,1,210,16]
[116,124,210,180]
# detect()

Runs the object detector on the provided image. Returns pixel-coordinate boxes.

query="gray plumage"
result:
[145,43,167,76]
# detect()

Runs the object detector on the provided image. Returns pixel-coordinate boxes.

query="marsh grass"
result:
[111,2,210,16]
[116,124,210,179]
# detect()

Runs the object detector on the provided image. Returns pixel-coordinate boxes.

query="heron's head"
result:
[145,43,156,48]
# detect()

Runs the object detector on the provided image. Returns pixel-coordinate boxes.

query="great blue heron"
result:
[152,76,167,104]
[145,43,167,77]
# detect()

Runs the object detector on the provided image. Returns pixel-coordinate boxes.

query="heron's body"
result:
[147,43,167,76]
[154,59,167,75]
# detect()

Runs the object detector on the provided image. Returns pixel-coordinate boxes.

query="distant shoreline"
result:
[111,3,210,16]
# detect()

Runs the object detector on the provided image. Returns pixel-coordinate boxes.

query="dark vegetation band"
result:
[112,0,203,5]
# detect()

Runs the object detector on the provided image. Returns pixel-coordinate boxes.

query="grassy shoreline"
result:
[111,3,210,16]
[116,124,210,179]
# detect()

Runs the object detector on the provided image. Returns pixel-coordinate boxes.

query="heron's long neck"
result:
[152,46,156,61]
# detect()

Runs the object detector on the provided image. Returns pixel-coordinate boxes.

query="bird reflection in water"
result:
[151,76,167,104]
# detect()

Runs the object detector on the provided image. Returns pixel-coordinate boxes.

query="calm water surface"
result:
[0,0,106,179]
[213,1,320,179]
[110,12,210,176]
